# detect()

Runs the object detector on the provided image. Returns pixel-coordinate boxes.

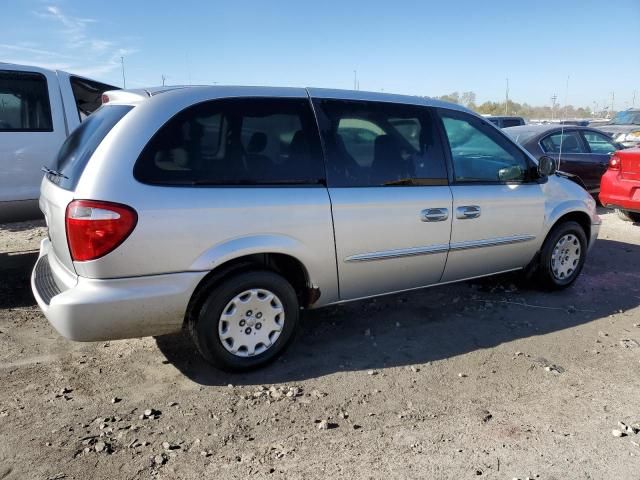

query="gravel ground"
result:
[0,210,639,480]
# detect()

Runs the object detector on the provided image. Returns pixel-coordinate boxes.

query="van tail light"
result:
[101,94,110,104]
[66,200,137,262]
[609,154,621,170]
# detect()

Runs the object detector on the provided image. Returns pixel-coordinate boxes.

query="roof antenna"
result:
[120,56,126,89]
[557,75,570,171]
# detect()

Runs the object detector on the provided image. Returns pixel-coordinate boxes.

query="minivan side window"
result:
[135,98,325,186]
[0,71,52,132]
[439,110,529,183]
[313,99,448,187]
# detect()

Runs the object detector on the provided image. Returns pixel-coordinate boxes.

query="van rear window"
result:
[49,105,132,190]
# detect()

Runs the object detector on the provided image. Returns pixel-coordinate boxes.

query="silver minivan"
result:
[31,87,600,371]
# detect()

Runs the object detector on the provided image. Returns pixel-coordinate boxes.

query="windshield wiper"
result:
[41,166,68,179]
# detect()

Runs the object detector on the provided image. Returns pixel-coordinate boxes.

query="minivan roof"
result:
[102,85,474,114]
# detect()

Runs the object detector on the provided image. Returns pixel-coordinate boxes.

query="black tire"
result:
[536,221,587,290]
[189,270,299,372]
[616,209,640,223]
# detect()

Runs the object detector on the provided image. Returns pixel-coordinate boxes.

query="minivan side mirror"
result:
[537,155,556,177]
[498,165,525,182]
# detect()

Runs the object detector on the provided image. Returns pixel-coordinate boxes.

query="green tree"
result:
[436,92,460,104]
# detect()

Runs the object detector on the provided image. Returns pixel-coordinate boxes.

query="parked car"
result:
[559,120,590,127]
[600,147,640,222]
[31,86,600,371]
[483,115,526,128]
[504,124,622,194]
[0,63,116,222]
[596,109,640,148]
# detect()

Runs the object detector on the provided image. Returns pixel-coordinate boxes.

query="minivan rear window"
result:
[48,105,132,190]
[134,98,325,186]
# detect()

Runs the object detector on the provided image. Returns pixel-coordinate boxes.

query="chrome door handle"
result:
[420,208,449,222]
[456,205,481,219]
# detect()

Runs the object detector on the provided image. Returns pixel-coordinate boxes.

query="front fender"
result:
[541,175,600,248]
[545,199,594,231]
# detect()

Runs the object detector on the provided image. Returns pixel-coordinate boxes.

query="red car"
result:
[600,148,640,222]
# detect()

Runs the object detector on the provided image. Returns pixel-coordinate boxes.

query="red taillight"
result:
[101,94,110,104]
[609,154,621,170]
[65,200,137,262]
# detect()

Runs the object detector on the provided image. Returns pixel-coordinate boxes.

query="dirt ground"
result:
[0,209,639,480]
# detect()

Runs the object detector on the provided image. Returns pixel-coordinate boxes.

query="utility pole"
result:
[611,91,615,114]
[161,75,166,87]
[551,94,557,121]
[632,90,636,107]
[120,56,126,89]
[353,70,358,90]
[505,78,509,115]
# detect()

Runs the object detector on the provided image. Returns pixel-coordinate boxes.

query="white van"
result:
[0,63,116,222]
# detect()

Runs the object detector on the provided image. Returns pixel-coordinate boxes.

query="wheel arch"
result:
[547,210,592,244]
[184,251,317,329]
[545,201,594,246]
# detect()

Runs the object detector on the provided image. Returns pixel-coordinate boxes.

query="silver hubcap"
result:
[218,289,285,357]
[551,234,581,281]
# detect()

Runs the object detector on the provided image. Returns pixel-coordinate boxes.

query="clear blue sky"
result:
[2,0,639,109]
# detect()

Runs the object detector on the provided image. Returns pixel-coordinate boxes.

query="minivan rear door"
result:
[41,104,134,273]
[311,94,452,300]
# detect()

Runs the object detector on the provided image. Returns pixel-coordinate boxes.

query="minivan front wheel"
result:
[536,221,587,290]
[190,271,299,371]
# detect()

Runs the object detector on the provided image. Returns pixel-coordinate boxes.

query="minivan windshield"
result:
[49,105,133,190]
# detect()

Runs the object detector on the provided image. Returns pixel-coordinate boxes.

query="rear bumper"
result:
[599,170,640,213]
[31,239,207,341]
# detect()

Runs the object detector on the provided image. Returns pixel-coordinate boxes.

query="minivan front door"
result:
[311,96,452,300]
[437,109,544,282]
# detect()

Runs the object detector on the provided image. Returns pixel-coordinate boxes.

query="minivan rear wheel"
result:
[536,221,587,290]
[190,270,299,371]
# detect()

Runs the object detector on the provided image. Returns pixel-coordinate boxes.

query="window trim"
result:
[436,107,537,186]
[0,70,53,133]
[312,98,450,188]
[133,96,327,188]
